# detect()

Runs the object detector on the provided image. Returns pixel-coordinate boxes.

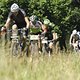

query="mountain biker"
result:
[29,15,42,53]
[42,19,53,40]
[69,29,79,50]
[1,3,29,36]
[29,15,42,34]
[41,19,53,53]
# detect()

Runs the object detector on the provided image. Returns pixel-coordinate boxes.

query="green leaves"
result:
[0,0,80,35]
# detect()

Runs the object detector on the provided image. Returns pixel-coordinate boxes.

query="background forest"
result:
[0,1,80,80]
[0,0,80,38]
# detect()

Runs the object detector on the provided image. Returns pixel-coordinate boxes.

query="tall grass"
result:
[0,45,80,80]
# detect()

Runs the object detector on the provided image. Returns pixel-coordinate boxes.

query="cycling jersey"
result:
[8,9,26,28]
[42,31,53,40]
[30,21,42,34]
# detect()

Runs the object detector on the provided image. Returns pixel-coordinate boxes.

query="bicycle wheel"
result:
[42,44,47,55]
[11,42,21,56]
[48,48,52,56]
[30,41,35,56]
[24,42,30,57]
[35,42,39,55]
[30,41,38,56]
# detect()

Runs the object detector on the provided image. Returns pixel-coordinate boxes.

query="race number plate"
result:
[30,35,39,40]
[42,40,48,43]
[11,35,19,39]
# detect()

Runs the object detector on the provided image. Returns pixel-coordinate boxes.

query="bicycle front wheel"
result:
[11,42,21,56]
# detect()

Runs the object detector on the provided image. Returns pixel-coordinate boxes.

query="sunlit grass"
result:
[0,45,80,80]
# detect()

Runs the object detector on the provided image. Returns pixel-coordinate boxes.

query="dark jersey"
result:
[8,9,26,28]
[42,31,53,40]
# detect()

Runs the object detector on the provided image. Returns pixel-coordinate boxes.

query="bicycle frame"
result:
[8,28,28,56]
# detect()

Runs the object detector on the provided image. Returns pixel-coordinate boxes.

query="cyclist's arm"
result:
[30,21,35,28]
[4,18,11,28]
[25,17,29,29]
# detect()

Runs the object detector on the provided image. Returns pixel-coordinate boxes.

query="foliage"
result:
[0,46,80,80]
[0,0,80,35]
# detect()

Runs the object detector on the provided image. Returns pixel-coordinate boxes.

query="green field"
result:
[0,45,80,80]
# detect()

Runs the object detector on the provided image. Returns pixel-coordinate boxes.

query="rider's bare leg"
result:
[12,24,18,36]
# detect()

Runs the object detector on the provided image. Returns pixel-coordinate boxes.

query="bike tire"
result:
[30,41,38,56]
[25,42,29,57]
[42,44,47,55]
[30,42,35,56]
[11,42,22,56]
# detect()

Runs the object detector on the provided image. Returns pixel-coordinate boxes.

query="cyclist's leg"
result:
[12,24,18,36]
[49,42,53,48]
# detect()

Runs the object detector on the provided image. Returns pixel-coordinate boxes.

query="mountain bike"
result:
[29,35,40,56]
[10,28,29,56]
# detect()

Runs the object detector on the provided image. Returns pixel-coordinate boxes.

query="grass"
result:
[0,44,80,80]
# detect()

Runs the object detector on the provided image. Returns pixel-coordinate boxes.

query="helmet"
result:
[43,19,50,25]
[30,15,38,22]
[72,29,77,35]
[10,3,19,12]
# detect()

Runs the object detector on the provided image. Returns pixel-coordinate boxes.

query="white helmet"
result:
[10,3,19,12]
[72,29,77,35]
[30,15,37,22]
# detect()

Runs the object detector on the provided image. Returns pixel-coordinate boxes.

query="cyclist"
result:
[1,3,29,35]
[69,29,79,50]
[42,19,53,40]
[29,15,42,53]
[29,15,42,34]
[41,19,53,54]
